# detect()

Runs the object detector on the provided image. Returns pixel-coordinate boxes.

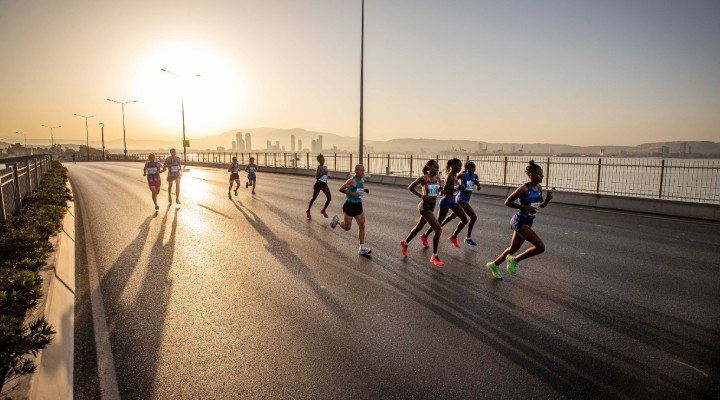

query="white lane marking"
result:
[78,192,121,400]
[671,359,709,377]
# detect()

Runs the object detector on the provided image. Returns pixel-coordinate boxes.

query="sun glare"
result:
[131,41,250,137]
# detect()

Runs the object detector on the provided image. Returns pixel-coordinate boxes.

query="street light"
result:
[99,123,105,160]
[41,125,61,157]
[161,68,200,163]
[15,131,27,147]
[74,113,94,161]
[358,0,365,165]
[106,98,137,160]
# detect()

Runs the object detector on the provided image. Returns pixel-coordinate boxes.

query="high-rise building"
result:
[245,133,252,151]
[298,139,302,152]
[236,132,245,152]
[267,140,272,150]
[291,134,296,152]
[231,141,236,151]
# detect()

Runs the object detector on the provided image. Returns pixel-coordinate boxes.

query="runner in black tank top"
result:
[307,154,331,219]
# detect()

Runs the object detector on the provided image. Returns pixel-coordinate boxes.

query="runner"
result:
[245,157,258,195]
[306,154,331,219]
[420,158,469,250]
[163,148,182,205]
[400,159,446,266]
[228,156,241,198]
[486,160,553,279]
[143,154,166,211]
[72,153,76,164]
[331,164,371,255]
[423,160,478,245]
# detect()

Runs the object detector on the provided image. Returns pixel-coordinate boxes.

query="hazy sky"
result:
[1,0,719,147]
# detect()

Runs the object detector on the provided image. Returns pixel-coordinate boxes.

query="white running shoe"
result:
[358,247,372,255]
[331,215,340,229]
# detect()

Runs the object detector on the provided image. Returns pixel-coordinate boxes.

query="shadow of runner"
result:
[110,207,178,399]
[232,200,351,323]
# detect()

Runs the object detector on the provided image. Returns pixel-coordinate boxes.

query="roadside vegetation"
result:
[0,161,71,393]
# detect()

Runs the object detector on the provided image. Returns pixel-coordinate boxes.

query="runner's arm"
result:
[408,176,425,199]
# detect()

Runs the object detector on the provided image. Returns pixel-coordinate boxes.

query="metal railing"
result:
[121,152,719,204]
[0,155,53,222]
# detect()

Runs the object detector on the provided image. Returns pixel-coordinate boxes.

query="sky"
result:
[1,0,719,148]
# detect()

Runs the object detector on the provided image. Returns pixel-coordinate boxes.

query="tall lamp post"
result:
[15,131,27,147]
[99,123,105,160]
[107,98,137,160]
[41,125,61,157]
[358,0,365,165]
[161,68,200,163]
[74,113,94,161]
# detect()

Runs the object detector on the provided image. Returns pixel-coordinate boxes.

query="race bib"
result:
[427,183,440,197]
[233,166,239,173]
[531,202,541,210]
[170,166,180,173]
[249,167,256,172]
[147,167,158,174]
[319,175,328,183]
[357,188,365,198]
[465,181,475,191]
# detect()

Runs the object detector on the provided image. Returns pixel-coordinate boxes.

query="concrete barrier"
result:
[5,183,75,400]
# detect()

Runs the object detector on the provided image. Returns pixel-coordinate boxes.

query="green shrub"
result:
[0,160,67,393]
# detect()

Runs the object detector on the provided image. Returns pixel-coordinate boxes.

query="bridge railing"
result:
[121,152,719,204]
[0,154,53,222]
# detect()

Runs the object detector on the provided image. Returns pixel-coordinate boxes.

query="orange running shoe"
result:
[449,236,461,248]
[421,235,429,248]
[306,210,311,220]
[430,255,444,266]
[400,240,408,257]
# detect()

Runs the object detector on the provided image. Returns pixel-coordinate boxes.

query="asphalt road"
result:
[68,162,720,399]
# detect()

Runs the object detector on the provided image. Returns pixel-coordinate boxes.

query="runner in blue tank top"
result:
[306,154,332,219]
[424,161,481,245]
[244,157,258,195]
[331,164,371,255]
[421,158,469,250]
[163,148,183,205]
[486,160,553,279]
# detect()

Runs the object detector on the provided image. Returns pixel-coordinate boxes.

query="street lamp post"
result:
[15,131,27,147]
[99,123,105,160]
[161,68,200,163]
[74,113,94,161]
[358,0,365,165]
[41,125,61,157]
[107,98,137,160]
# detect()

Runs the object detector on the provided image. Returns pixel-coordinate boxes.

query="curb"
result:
[5,182,75,400]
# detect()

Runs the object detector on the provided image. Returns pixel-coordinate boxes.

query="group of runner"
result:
[143,151,552,279]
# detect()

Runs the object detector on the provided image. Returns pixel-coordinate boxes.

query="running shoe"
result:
[252,191,256,195]
[331,215,340,229]
[320,209,329,218]
[430,255,445,266]
[234,189,238,197]
[464,237,478,246]
[245,182,249,188]
[506,255,518,275]
[155,205,159,211]
[228,191,232,199]
[358,247,372,255]
[176,198,181,204]
[486,262,502,279]
[449,236,461,248]
[421,235,429,248]
[306,210,312,220]
[400,240,408,257]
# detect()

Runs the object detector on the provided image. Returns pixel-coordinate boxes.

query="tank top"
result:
[317,165,328,183]
[231,163,240,173]
[518,183,543,218]
[167,157,181,176]
[445,174,461,198]
[461,172,477,193]
[145,161,161,181]
[423,174,441,200]
[248,165,257,173]
[346,176,364,203]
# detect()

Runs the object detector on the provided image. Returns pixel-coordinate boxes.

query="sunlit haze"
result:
[1,0,718,148]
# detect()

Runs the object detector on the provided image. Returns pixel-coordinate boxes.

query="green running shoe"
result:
[506,255,518,275]
[486,262,502,279]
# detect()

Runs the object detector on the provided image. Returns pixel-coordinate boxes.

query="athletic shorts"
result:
[457,193,472,203]
[439,196,457,209]
[313,181,328,191]
[167,175,180,182]
[148,180,162,187]
[417,200,436,214]
[343,201,364,217]
[230,173,240,181]
[510,213,534,232]
[247,173,256,181]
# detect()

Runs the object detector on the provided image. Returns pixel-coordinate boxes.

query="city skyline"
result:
[1,0,718,147]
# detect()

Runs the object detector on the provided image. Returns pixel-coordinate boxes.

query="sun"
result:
[130,41,251,138]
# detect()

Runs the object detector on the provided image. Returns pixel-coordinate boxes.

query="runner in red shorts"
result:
[143,154,166,211]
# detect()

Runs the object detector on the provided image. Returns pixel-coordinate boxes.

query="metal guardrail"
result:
[118,152,719,204]
[0,154,53,222]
